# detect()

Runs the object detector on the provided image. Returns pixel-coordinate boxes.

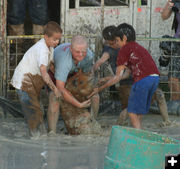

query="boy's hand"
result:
[88,88,99,98]
[79,99,91,108]
[98,78,107,85]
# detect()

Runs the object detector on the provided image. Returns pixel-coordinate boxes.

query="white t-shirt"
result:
[11,38,54,89]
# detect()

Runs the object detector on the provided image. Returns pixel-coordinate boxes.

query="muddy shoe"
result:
[116,108,129,126]
[48,130,57,137]
[30,129,40,140]
[156,120,176,127]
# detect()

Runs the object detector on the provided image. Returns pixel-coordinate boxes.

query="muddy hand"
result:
[54,88,62,98]
[88,88,99,99]
[80,99,91,108]
[98,78,107,85]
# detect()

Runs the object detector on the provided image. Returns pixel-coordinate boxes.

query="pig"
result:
[59,69,101,135]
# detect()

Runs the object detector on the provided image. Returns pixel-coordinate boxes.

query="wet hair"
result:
[102,25,117,41]
[71,35,88,49]
[44,21,62,37]
[115,23,136,42]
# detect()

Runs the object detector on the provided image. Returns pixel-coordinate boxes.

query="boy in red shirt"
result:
[90,23,160,129]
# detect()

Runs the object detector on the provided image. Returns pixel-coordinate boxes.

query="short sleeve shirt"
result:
[54,43,94,82]
[116,41,159,83]
[103,45,133,85]
[11,38,53,89]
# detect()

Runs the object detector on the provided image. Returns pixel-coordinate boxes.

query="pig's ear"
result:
[72,78,78,87]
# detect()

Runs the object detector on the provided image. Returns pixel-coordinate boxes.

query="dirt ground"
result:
[98,113,180,140]
[1,111,180,140]
[0,112,180,169]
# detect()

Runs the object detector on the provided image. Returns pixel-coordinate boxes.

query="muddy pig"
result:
[59,69,101,135]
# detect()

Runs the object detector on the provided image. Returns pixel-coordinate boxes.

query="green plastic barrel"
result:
[104,126,180,169]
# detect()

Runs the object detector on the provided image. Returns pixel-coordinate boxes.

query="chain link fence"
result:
[4,35,180,111]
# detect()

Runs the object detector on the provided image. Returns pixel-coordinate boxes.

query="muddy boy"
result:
[90,23,160,129]
[11,21,62,137]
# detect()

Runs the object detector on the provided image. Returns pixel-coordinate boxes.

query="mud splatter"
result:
[21,73,45,132]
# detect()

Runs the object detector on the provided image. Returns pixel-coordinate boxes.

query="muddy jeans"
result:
[17,89,34,119]
[16,89,44,134]
[7,0,48,25]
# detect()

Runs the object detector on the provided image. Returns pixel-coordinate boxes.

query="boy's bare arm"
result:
[89,65,127,98]
[121,67,131,80]
[40,64,61,97]
[98,65,126,92]
[98,76,112,85]
[92,52,110,72]
[98,66,130,86]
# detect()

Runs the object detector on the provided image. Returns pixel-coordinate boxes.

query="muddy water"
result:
[0,113,180,169]
[0,134,107,169]
[0,117,109,169]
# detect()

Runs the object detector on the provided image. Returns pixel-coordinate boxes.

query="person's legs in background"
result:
[153,88,171,125]
[29,0,49,42]
[7,0,26,36]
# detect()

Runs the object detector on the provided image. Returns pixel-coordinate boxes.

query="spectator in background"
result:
[48,0,60,24]
[161,0,180,101]
[7,0,48,38]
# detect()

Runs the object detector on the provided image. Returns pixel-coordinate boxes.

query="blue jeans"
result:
[16,89,34,120]
[7,0,48,25]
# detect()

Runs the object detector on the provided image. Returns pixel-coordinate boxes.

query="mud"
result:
[21,73,45,133]
[0,111,180,169]
[60,70,102,135]
[21,73,45,96]
[1,70,180,168]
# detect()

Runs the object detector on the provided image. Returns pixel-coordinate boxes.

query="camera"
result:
[159,35,177,67]
[159,52,171,67]
[171,0,180,11]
